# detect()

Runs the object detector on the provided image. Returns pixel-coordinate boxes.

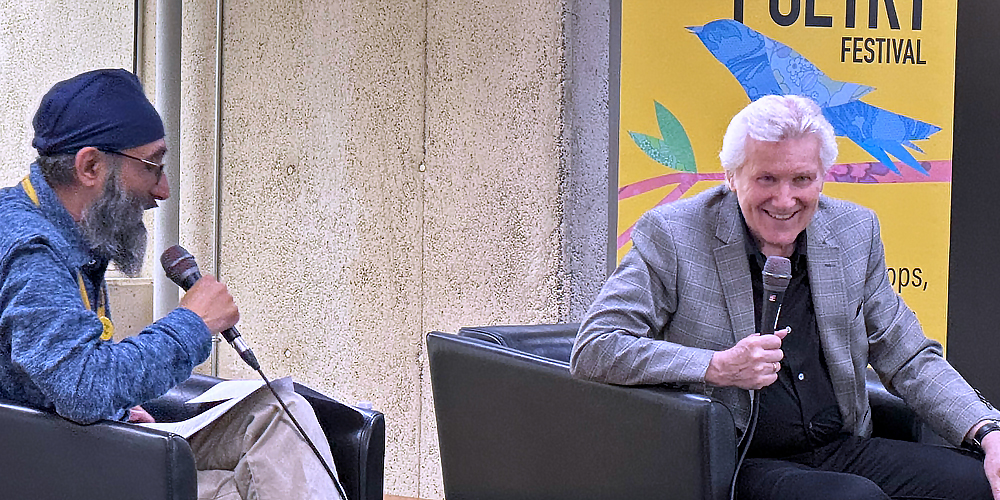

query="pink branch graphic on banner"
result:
[617,160,952,249]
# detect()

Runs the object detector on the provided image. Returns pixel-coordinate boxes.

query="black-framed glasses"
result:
[100,149,165,182]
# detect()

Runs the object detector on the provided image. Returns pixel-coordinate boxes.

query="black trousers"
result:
[737,436,991,500]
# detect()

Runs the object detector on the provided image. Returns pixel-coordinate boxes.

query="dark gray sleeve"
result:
[571,211,716,386]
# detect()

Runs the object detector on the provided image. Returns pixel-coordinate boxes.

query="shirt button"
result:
[798,373,805,381]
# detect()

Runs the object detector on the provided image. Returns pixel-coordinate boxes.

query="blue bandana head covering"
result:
[32,69,164,156]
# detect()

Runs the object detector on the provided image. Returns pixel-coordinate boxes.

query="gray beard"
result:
[79,171,148,277]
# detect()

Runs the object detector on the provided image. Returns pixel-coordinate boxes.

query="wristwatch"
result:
[971,419,1000,450]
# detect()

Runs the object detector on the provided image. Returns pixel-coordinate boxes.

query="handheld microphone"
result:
[730,255,794,500]
[761,256,792,335]
[160,245,260,370]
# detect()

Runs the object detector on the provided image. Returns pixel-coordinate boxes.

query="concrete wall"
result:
[211,0,429,494]
[0,0,609,497]
[0,1,134,181]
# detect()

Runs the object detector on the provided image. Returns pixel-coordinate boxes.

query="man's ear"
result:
[73,147,108,188]
[725,169,737,191]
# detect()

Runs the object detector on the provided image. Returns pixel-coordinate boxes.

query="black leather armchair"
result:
[0,374,385,500]
[427,323,937,500]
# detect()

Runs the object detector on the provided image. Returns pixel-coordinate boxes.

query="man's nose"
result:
[771,183,796,209]
[152,173,170,201]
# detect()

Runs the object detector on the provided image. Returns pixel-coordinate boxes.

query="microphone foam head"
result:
[762,255,792,292]
[160,245,199,287]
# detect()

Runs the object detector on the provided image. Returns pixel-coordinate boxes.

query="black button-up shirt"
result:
[743,228,845,459]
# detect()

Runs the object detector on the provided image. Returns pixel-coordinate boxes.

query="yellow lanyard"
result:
[21,176,114,341]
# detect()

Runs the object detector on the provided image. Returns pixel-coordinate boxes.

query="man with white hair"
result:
[572,95,1000,499]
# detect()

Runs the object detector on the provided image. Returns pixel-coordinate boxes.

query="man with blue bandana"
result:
[0,69,342,500]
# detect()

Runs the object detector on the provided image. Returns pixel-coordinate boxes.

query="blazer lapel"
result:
[807,206,860,429]
[713,192,755,345]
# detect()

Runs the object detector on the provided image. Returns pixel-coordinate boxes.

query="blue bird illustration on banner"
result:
[687,19,940,175]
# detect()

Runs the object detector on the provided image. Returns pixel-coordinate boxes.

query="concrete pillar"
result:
[154,0,183,318]
[562,0,611,320]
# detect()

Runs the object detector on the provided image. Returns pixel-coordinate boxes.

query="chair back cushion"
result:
[458,323,579,363]
[295,383,386,500]
[458,323,938,445]
[145,374,386,500]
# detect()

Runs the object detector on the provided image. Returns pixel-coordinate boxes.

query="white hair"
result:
[719,95,838,174]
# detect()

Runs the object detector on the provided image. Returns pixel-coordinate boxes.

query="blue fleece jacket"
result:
[0,165,211,423]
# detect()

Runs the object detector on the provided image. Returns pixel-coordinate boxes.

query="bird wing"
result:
[691,20,875,105]
[688,20,783,101]
[762,37,875,107]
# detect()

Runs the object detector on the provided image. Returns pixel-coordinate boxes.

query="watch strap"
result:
[972,420,1000,449]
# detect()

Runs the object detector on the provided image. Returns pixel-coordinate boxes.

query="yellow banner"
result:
[617,0,956,346]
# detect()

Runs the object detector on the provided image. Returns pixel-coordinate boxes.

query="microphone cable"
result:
[161,245,347,499]
[255,367,348,500]
[728,389,761,500]
[728,255,790,500]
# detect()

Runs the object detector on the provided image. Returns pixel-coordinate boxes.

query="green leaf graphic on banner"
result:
[629,101,697,172]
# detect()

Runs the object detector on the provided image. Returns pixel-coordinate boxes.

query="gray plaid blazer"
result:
[572,184,999,445]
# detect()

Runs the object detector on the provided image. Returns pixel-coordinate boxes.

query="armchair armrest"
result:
[1,374,385,500]
[146,374,386,500]
[460,323,939,446]
[0,400,197,500]
[428,331,736,500]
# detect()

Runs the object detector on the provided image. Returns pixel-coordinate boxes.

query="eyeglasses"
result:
[100,149,165,182]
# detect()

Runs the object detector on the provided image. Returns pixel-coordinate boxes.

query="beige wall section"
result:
[420,1,567,497]
[208,0,428,496]
[0,1,133,182]
[108,278,154,339]
[207,1,567,497]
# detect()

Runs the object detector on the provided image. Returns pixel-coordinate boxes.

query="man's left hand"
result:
[127,405,155,423]
[982,430,1000,499]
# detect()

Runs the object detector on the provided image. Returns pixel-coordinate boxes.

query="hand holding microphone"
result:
[705,255,792,390]
[705,326,790,390]
[178,275,239,335]
[161,245,260,370]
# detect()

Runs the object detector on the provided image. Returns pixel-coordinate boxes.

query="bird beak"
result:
[686,25,702,34]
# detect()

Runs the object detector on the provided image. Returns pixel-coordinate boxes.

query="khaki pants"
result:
[187,379,344,500]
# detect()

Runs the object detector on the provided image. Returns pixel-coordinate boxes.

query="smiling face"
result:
[726,134,825,257]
